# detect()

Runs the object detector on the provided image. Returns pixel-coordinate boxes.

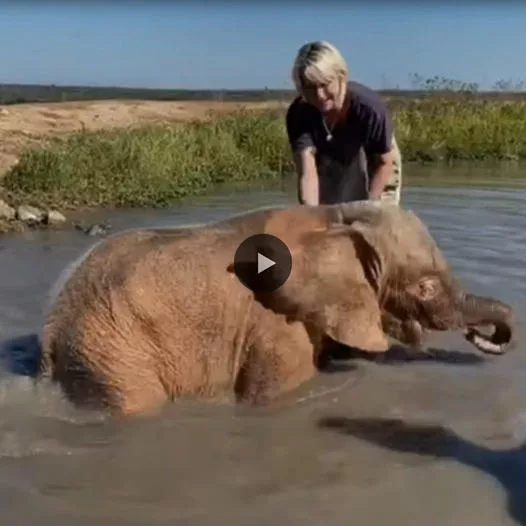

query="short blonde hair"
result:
[291,40,348,92]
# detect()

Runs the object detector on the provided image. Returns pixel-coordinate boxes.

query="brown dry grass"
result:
[0,99,285,176]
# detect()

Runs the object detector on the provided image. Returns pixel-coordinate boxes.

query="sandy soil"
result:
[0,99,285,176]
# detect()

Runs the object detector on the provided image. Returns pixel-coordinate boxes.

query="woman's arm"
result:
[362,99,397,200]
[286,101,320,206]
[368,147,398,200]
[293,147,319,205]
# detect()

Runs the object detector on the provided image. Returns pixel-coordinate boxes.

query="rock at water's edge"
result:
[45,209,67,225]
[16,204,45,223]
[0,199,16,221]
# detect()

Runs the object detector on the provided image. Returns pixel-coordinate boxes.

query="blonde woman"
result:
[286,40,402,206]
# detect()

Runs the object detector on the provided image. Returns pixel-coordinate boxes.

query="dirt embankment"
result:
[0,99,285,177]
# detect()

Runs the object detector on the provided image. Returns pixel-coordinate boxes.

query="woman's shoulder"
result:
[286,95,317,123]
[346,81,389,116]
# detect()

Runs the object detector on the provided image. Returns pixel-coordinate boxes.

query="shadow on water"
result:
[317,416,526,526]
[0,333,41,377]
[323,341,485,367]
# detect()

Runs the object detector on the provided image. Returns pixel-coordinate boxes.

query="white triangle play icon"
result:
[257,252,275,274]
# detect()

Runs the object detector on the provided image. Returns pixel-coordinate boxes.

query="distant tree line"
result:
[408,73,526,95]
[0,84,297,105]
[1,75,526,105]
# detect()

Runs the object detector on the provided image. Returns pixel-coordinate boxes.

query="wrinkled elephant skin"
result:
[37,201,516,416]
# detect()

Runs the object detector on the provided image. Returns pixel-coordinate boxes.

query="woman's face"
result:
[301,75,346,114]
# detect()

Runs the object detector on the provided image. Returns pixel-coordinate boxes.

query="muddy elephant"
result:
[37,201,516,416]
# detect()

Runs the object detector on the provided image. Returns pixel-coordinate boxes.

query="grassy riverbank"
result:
[3,96,526,208]
[3,108,290,208]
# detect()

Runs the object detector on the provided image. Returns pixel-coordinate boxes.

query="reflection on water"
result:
[1,162,526,525]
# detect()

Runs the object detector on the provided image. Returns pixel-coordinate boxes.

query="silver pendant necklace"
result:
[321,115,334,142]
[321,91,349,142]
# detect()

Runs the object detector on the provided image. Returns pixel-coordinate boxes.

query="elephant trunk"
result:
[457,292,515,355]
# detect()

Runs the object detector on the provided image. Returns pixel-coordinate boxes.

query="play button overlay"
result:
[258,253,275,274]
[233,233,292,293]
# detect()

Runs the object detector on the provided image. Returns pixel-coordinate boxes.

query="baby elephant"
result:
[37,201,516,417]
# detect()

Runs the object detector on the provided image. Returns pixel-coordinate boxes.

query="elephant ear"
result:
[224,207,388,353]
[322,223,383,295]
[300,279,389,353]
[291,224,388,352]
[253,221,388,354]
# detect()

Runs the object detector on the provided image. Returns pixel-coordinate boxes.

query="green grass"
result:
[3,96,526,208]
[393,97,526,162]
[2,108,292,208]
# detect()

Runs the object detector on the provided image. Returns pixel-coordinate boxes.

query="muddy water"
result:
[1,162,526,525]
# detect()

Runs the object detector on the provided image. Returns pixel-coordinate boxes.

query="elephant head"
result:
[333,201,516,355]
[231,201,515,356]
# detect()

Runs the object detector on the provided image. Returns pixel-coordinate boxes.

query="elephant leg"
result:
[234,319,317,405]
[52,345,169,418]
[108,378,169,418]
[381,310,426,348]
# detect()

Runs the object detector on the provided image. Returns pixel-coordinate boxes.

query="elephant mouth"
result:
[399,291,516,356]
[457,292,516,355]
[463,322,515,355]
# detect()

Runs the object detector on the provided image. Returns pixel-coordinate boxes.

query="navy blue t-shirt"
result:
[285,81,394,204]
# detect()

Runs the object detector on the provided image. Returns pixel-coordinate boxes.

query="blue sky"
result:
[1,2,526,90]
